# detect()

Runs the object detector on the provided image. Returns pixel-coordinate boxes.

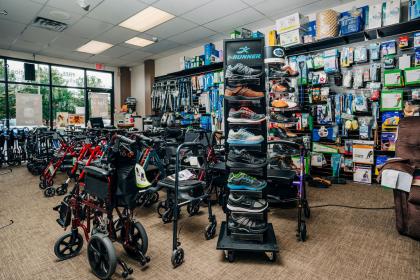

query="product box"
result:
[353,140,374,165]
[368,3,383,29]
[354,164,372,184]
[383,0,401,26]
[381,132,397,151]
[268,30,278,46]
[404,67,420,85]
[381,90,404,111]
[276,13,308,33]
[312,142,338,154]
[382,111,402,127]
[384,69,404,87]
[414,32,420,48]
[279,28,304,47]
[204,43,215,65]
[375,155,389,175]
[230,30,241,39]
[409,0,420,20]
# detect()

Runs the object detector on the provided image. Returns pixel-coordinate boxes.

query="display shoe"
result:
[227,193,268,212]
[270,127,297,139]
[227,149,267,168]
[269,66,299,78]
[273,142,300,156]
[271,99,289,108]
[225,86,264,100]
[227,129,264,145]
[281,65,299,77]
[228,214,268,234]
[227,107,266,123]
[225,63,262,79]
[227,172,267,190]
[271,82,295,93]
[269,112,298,123]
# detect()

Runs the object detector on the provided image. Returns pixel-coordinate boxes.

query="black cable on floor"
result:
[310,204,395,210]
[0,220,14,231]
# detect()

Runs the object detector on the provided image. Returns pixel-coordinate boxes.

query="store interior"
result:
[0,0,419,280]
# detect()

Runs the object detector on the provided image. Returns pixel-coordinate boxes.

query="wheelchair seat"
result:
[84,165,111,177]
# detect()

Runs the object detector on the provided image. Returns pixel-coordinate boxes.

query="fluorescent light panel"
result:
[76,40,113,54]
[125,37,154,47]
[119,6,174,32]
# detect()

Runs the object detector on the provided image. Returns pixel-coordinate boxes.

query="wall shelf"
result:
[285,18,420,56]
[154,62,223,81]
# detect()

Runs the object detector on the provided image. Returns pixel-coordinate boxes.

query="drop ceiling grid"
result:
[2,0,346,65]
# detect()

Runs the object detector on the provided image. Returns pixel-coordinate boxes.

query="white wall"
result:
[130,64,146,116]
[0,48,121,111]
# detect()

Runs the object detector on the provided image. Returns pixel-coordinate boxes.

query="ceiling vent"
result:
[32,16,68,32]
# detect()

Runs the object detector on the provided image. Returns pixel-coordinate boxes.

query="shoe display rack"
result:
[216,38,279,262]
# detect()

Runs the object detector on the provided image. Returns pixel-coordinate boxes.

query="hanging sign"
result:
[16,93,43,126]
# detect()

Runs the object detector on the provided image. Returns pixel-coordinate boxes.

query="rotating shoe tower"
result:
[217,38,279,262]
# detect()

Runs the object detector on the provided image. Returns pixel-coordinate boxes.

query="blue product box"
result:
[375,155,389,175]
[304,21,316,37]
[409,0,420,20]
[204,43,215,65]
[381,111,402,126]
[252,31,264,38]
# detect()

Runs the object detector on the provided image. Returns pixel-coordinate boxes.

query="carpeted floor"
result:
[0,167,419,280]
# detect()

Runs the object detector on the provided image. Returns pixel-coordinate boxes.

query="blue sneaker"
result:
[227,129,264,145]
[227,172,267,191]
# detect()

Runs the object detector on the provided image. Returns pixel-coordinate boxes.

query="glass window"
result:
[51,66,84,87]
[52,87,85,128]
[0,83,5,128]
[0,59,4,81]
[7,84,50,127]
[89,92,111,126]
[87,70,112,89]
[6,60,49,84]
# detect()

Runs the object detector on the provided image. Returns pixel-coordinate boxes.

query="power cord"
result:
[0,220,14,231]
[310,204,394,210]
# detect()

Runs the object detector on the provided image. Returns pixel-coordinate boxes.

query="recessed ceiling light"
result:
[125,37,155,47]
[49,10,71,21]
[119,6,174,32]
[76,40,113,54]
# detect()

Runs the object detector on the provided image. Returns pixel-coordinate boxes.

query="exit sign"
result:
[95,63,105,70]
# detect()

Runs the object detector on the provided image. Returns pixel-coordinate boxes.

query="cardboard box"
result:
[383,0,401,26]
[354,165,372,184]
[353,140,374,165]
[368,3,383,29]
[279,28,304,47]
[409,0,420,20]
[276,13,308,33]
[268,30,278,46]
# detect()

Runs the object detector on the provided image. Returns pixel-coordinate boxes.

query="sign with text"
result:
[90,93,110,118]
[225,38,264,67]
[16,93,43,126]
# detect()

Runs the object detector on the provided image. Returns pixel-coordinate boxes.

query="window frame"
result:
[0,56,114,128]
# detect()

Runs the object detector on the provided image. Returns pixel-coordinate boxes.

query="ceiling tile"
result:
[88,54,114,64]
[240,0,266,5]
[181,0,248,24]
[94,26,139,45]
[0,19,26,41]
[49,34,90,50]
[11,38,44,53]
[1,0,44,25]
[139,0,159,4]
[204,7,264,33]
[20,26,60,45]
[140,39,181,54]
[239,18,275,32]
[47,0,103,15]
[168,26,216,44]
[152,0,213,16]
[119,50,154,61]
[66,17,113,39]
[100,45,135,58]
[253,0,314,17]
[87,0,148,25]
[37,6,83,26]
[146,17,197,39]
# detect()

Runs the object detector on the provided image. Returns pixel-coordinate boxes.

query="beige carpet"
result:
[0,167,419,280]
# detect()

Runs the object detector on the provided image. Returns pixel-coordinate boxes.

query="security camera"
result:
[77,0,90,11]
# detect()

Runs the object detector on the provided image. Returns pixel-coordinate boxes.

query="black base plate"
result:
[216,222,279,253]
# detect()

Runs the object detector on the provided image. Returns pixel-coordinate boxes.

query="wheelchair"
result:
[53,135,150,279]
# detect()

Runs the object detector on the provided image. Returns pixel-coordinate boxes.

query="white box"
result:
[384,0,401,26]
[352,140,374,165]
[354,165,372,184]
[368,3,382,29]
[276,13,308,34]
[279,28,304,47]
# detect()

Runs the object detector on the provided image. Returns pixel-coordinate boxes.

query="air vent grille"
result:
[32,16,68,32]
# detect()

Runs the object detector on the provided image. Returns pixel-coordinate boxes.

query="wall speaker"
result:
[24,63,36,81]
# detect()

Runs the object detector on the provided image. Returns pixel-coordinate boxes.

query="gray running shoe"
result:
[226,63,262,79]
[227,193,268,212]
[228,214,268,234]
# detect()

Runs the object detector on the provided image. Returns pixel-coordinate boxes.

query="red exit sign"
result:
[95,63,105,70]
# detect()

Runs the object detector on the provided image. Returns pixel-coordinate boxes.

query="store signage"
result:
[226,39,263,66]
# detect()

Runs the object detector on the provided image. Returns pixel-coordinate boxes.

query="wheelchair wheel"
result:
[299,222,307,242]
[303,200,310,219]
[44,187,55,197]
[157,201,168,217]
[56,183,68,196]
[87,233,117,280]
[144,192,159,207]
[171,248,184,268]
[122,222,149,262]
[54,232,83,260]
[136,193,146,207]
[162,209,173,223]
[204,221,216,240]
